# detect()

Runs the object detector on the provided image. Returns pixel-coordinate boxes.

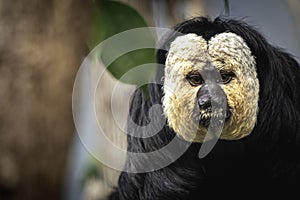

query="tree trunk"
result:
[0,0,92,199]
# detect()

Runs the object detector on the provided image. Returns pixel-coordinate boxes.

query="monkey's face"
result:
[162,33,259,142]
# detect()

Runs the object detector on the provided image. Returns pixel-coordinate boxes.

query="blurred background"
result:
[0,0,299,200]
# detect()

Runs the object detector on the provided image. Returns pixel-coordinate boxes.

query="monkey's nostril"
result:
[198,95,211,109]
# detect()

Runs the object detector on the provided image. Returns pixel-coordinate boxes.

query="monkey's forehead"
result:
[166,32,255,72]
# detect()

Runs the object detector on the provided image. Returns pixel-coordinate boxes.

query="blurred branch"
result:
[224,0,230,16]
[287,0,300,38]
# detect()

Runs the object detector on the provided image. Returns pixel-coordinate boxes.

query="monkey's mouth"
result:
[196,108,232,128]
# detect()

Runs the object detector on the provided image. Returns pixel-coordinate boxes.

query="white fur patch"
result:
[163,33,259,142]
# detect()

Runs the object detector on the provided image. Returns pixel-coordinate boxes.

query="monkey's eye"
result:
[219,71,234,84]
[186,74,204,86]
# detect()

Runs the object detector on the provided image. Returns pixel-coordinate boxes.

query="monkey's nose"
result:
[198,95,211,110]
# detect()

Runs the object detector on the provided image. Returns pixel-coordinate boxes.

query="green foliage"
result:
[83,161,103,181]
[88,0,152,48]
[88,0,156,94]
[106,49,156,85]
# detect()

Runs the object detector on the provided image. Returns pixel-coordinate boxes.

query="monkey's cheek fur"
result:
[163,101,257,143]
[163,76,259,142]
[163,74,258,143]
[163,82,259,143]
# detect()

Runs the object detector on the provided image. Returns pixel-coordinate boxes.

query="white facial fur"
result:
[163,33,259,142]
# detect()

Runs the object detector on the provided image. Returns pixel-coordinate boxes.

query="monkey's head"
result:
[157,17,267,143]
[162,32,259,143]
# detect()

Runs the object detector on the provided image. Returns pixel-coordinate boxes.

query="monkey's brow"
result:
[185,69,235,78]
[185,70,201,77]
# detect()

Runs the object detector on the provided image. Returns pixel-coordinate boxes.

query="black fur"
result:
[109,17,300,199]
